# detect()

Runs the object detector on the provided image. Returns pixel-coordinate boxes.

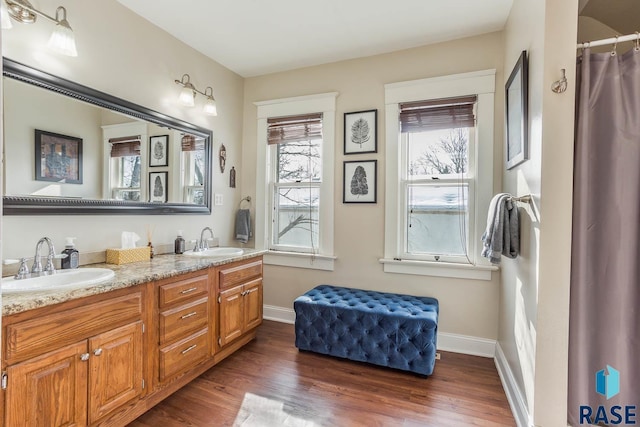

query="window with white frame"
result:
[181,134,206,205]
[383,70,495,280]
[255,92,337,271]
[109,136,142,201]
[269,114,322,252]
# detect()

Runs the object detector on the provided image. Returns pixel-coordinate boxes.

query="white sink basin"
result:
[183,247,244,257]
[2,268,115,294]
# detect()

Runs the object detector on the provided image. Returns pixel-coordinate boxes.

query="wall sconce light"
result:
[174,73,218,116]
[1,0,78,57]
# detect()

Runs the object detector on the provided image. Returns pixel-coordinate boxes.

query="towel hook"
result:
[239,196,252,208]
[551,68,568,94]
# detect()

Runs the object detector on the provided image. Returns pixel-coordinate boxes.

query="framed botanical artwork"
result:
[149,135,169,167]
[343,160,377,203]
[149,171,168,203]
[505,50,528,170]
[344,109,377,154]
[35,129,83,184]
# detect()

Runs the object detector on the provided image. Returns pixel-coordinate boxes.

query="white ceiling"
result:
[117,0,514,78]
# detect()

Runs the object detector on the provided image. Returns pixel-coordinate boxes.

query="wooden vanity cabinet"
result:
[217,259,263,348]
[155,271,212,384]
[1,287,147,427]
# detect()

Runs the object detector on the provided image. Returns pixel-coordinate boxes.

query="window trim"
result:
[255,92,338,271]
[382,70,497,280]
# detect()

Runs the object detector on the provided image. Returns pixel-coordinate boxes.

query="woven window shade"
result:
[267,113,323,145]
[399,96,477,133]
[109,136,141,158]
[181,134,205,151]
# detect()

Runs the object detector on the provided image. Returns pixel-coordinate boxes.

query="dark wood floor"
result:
[129,321,515,426]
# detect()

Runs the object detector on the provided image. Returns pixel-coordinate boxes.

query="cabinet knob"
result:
[93,348,103,356]
[80,353,90,361]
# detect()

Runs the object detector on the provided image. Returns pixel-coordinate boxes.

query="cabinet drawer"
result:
[159,328,209,382]
[5,292,143,364]
[158,274,208,308]
[159,297,209,345]
[219,260,263,289]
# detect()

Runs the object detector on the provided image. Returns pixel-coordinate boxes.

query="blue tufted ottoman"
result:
[294,285,439,375]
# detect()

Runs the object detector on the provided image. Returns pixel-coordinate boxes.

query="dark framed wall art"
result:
[149,134,169,167]
[343,159,377,203]
[35,129,83,184]
[505,50,529,170]
[344,109,377,154]
[149,171,168,203]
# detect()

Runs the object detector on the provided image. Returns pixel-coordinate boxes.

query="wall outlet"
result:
[214,194,223,206]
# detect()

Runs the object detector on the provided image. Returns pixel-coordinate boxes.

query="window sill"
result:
[378,258,497,281]
[264,251,336,271]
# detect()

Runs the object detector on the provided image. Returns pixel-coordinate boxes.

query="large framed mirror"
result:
[2,58,213,215]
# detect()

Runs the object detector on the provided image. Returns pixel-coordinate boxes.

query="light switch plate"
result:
[214,194,223,206]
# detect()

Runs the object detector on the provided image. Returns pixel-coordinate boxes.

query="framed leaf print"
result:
[149,135,169,167]
[344,109,377,154]
[343,160,377,203]
[149,171,168,203]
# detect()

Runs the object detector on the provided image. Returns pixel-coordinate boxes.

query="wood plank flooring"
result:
[128,321,515,426]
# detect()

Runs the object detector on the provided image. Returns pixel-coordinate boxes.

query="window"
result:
[181,134,206,205]
[255,92,337,271]
[383,70,496,280]
[400,96,476,263]
[109,136,141,201]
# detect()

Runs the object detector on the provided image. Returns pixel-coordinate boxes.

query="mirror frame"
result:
[2,58,213,215]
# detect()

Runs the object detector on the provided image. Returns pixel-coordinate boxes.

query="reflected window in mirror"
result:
[109,136,142,201]
[181,134,206,205]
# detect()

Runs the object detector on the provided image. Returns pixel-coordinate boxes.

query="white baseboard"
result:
[263,305,296,324]
[263,305,496,358]
[494,342,532,427]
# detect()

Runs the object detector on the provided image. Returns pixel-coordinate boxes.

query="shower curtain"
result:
[568,47,640,425]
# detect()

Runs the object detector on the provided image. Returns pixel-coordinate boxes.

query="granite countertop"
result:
[2,249,267,317]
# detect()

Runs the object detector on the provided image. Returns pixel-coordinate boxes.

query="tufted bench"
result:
[294,285,439,375]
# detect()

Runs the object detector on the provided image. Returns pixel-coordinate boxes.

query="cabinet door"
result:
[88,321,144,424]
[5,341,88,427]
[219,285,244,346]
[243,279,263,331]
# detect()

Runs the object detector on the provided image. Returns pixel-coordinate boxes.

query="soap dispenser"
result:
[61,237,79,269]
[175,230,185,254]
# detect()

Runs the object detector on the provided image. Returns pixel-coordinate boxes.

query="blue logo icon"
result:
[596,365,620,400]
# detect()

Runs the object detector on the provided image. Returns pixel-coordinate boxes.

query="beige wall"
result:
[1,0,245,258]
[499,0,578,425]
[242,33,505,340]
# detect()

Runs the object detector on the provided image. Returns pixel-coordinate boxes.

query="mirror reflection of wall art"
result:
[505,50,528,170]
[149,171,168,203]
[35,129,83,184]
[343,160,377,203]
[344,109,377,154]
[149,135,169,167]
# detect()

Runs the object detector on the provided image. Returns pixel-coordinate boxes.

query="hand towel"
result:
[481,193,519,264]
[235,209,252,243]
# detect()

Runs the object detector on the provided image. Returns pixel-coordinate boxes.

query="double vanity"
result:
[0,250,265,426]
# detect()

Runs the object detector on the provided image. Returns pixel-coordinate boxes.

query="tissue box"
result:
[106,247,151,265]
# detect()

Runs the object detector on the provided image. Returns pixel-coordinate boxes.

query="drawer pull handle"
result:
[181,344,197,354]
[93,348,103,356]
[180,311,197,320]
[180,287,198,294]
[80,353,90,361]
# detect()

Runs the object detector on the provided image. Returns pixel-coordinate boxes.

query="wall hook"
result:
[551,68,568,94]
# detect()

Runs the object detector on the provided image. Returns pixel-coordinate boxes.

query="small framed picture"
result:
[149,135,169,167]
[505,50,528,170]
[35,129,83,184]
[344,109,377,154]
[343,160,377,203]
[149,171,168,203]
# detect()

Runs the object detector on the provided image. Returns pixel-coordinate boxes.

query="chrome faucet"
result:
[194,227,214,252]
[32,237,57,275]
